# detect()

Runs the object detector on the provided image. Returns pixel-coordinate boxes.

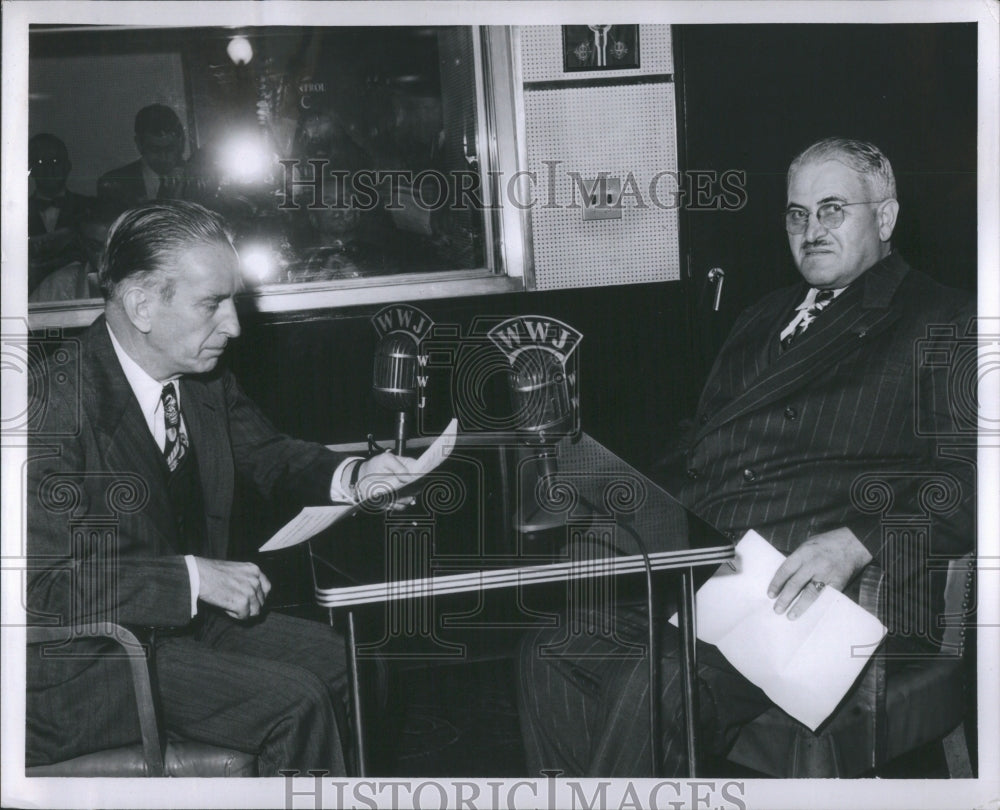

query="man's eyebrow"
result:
[786,194,848,210]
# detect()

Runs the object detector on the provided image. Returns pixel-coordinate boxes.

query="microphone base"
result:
[514,504,567,536]
[514,520,565,559]
[515,501,597,560]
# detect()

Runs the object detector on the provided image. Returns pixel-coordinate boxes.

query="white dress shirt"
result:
[778,286,847,344]
[40,201,61,233]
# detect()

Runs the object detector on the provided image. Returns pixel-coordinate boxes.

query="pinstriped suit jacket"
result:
[26,316,345,754]
[674,253,975,636]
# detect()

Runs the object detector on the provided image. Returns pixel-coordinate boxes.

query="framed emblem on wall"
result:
[562,25,640,72]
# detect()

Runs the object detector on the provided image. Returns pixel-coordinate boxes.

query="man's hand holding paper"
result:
[352,418,459,504]
[260,419,459,553]
[768,526,874,619]
[671,530,886,730]
[353,450,424,507]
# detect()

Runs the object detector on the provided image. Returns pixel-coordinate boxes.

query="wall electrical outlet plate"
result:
[581,176,623,221]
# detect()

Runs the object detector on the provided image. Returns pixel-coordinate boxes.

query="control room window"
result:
[28,25,517,324]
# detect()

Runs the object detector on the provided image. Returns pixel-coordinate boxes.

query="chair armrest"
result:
[28,623,165,776]
[854,563,888,766]
[857,561,886,618]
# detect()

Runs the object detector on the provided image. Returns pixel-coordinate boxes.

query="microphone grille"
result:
[510,350,572,436]
[373,332,419,410]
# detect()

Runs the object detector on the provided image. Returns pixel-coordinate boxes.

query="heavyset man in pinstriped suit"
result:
[26,201,421,775]
[518,138,976,776]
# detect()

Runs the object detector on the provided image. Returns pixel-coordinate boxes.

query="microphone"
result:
[510,349,574,534]
[373,332,419,454]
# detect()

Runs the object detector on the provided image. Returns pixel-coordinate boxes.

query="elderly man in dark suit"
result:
[517,138,976,776]
[26,201,420,775]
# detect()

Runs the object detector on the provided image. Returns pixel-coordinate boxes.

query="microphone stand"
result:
[511,350,574,538]
[393,411,407,456]
[372,332,419,456]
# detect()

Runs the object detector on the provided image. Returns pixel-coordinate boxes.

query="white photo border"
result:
[3,2,997,809]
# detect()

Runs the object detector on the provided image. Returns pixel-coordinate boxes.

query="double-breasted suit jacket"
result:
[26,316,345,762]
[673,252,976,638]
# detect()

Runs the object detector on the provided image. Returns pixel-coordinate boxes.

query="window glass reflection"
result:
[28,25,488,302]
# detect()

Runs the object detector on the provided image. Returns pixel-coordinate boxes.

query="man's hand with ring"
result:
[767,527,872,620]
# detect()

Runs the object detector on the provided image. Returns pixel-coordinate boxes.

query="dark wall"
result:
[227,279,699,477]
[679,23,977,289]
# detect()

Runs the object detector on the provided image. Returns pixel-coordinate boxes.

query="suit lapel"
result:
[84,319,177,553]
[697,284,802,417]
[697,254,910,439]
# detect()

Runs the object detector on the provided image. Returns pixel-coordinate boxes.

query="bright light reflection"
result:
[240,244,275,285]
[219,132,271,185]
[227,36,253,65]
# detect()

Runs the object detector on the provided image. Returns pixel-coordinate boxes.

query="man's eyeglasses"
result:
[784,200,886,234]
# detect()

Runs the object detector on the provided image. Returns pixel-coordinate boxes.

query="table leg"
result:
[677,569,699,777]
[345,610,367,777]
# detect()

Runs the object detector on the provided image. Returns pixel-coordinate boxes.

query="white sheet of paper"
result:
[670,530,887,730]
[259,419,459,553]
[410,417,459,476]
[258,504,355,552]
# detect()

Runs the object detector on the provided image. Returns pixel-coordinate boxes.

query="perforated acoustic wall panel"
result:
[523,83,681,291]
[519,26,681,291]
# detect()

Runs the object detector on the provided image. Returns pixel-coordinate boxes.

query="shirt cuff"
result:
[331,456,365,503]
[183,554,200,617]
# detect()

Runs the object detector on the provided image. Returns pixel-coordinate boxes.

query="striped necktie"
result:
[779,288,836,350]
[161,382,188,472]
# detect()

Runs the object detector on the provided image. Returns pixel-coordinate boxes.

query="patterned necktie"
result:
[779,288,836,350]
[161,382,188,472]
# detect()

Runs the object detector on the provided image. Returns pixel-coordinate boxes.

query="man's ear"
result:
[878,199,900,242]
[121,285,153,334]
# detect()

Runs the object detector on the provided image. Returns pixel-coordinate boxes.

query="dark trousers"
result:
[155,609,349,776]
[517,603,773,777]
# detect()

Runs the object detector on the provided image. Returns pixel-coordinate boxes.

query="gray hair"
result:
[99,201,235,302]
[788,138,897,201]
